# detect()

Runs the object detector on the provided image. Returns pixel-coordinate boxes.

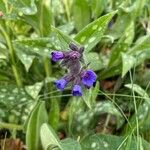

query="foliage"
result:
[0,0,150,150]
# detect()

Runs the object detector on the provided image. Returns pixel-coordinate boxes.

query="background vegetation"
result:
[0,0,150,149]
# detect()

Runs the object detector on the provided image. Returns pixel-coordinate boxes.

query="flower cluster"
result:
[51,43,97,96]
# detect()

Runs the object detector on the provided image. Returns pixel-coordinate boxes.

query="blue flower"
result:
[54,79,67,90]
[81,70,97,88]
[72,85,82,96]
[51,51,64,62]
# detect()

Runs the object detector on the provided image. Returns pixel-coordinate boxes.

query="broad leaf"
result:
[0,85,35,123]
[25,82,43,99]
[81,134,150,150]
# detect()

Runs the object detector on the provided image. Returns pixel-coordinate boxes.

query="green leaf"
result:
[21,0,52,36]
[100,65,122,80]
[121,53,136,77]
[0,85,35,123]
[128,35,150,55]
[8,0,37,15]
[72,0,90,31]
[13,38,53,57]
[68,98,85,135]
[16,50,35,72]
[37,0,52,36]
[125,84,149,100]
[93,101,124,128]
[72,101,124,135]
[61,138,81,150]
[109,21,135,67]
[90,0,106,19]
[81,82,99,109]
[125,84,150,132]
[26,101,48,150]
[51,26,78,50]
[25,82,43,99]
[40,123,82,150]
[106,11,132,40]
[58,22,74,35]
[84,52,103,71]
[74,11,117,52]
[49,100,60,130]
[40,123,62,150]
[81,134,150,150]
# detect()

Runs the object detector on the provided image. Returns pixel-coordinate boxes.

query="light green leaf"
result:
[26,101,48,150]
[128,35,150,55]
[121,53,136,77]
[40,123,62,150]
[74,11,117,52]
[58,22,74,35]
[25,82,43,99]
[40,123,82,150]
[125,84,149,100]
[84,52,103,71]
[13,38,53,57]
[16,50,35,72]
[51,26,78,50]
[61,138,81,150]
[82,82,99,109]
[72,0,90,31]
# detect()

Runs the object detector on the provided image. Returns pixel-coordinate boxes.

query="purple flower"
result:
[54,79,67,90]
[81,70,97,88]
[51,51,64,62]
[72,85,82,96]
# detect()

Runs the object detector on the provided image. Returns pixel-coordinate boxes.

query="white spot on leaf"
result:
[89,37,96,43]
[92,25,98,30]
[1,89,7,92]
[8,97,15,100]
[91,142,97,148]
[80,36,86,42]
[98,27,102,31]
[103,141,108,147]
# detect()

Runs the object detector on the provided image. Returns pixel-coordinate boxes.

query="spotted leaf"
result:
[74,11,117,52]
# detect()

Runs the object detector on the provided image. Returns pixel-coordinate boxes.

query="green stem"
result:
[0,24,22,87]
[44,57,51,78]
[0,122,23,130]
[63,0,71,22]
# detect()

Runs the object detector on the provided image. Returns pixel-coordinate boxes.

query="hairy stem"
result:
[0,24,22,87]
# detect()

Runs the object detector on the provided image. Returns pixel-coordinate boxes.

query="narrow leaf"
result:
[74,11,117,52]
